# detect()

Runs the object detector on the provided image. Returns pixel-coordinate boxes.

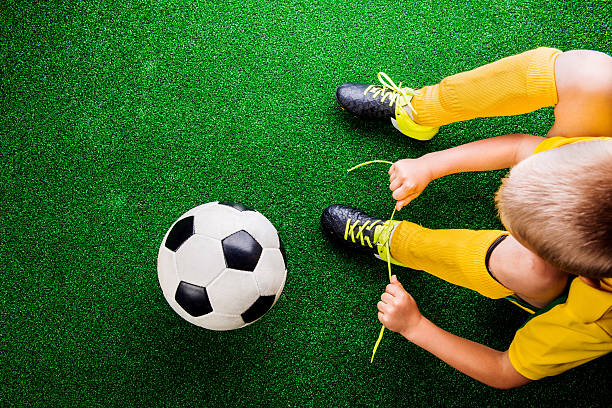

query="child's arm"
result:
[378,276,532,389]
[390,133,544,210]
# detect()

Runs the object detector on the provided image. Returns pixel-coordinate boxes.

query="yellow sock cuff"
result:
[390,221,514,299]
[412,47,562,127]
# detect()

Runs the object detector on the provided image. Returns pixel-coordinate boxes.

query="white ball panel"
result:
[163,202,216,242]
[207,269,261,314]
[157,252,203,324]
[175,235,225,286]
[240,210,280,249]
[157,246,180,300]
[193,204,242,240]
[194,312,246,331]
[253,248,287,296]
[275,274,286,300]
[179,202,216,218]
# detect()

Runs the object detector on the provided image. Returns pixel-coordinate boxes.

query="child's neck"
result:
[579,276,611,292]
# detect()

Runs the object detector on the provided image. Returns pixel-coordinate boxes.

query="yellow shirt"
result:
[508,136,612,380]
[532,135,612,154]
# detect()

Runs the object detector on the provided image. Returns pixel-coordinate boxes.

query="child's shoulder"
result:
[566,277,612,332]
[508,276,611,380]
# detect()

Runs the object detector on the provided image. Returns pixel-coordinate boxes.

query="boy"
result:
[321,48,612,388]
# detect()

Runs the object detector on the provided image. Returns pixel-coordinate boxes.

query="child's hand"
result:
[389,157,435,210]
[377,275,422,337]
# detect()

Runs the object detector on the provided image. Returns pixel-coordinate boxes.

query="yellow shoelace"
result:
[363,72,420,115]
[344,219,381,248]
[347,160,397,363]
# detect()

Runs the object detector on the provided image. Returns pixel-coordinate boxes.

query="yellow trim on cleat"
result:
[393,103,439,141]
[369,72,439,140]
[373,220,406,266]
[340,209,406,266]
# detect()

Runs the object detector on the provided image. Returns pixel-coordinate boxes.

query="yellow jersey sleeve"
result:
[533,136,612,154]
[508,278,612,380]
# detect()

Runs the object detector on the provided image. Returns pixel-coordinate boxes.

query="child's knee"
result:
[556,50,612,93]
[522,250,567,296]
[492,237,568,303]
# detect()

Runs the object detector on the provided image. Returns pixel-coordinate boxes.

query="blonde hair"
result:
[495,140,612,278]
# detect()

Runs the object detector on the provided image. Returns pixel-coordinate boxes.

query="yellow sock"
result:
[412,47,562,127]
[390,221,513,299]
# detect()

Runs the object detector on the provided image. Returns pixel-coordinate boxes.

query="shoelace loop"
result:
[362,72,419,115]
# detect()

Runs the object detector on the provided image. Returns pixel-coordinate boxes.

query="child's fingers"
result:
[392,185,414,200]
[389,174,399,189]
[391,186,404,200]
[393,182,421,200]
[378,312,386,324]
[396,193,419,210]
[389,178,402,191]
[386,279,405,293]
[387,275,402,286]
[381,292,393,303]
[377,301,391,313]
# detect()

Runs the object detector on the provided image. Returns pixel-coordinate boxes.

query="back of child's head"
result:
[495,140,612,279]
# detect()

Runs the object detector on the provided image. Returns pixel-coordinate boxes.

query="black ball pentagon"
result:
[222,230,262,272]
[219,201,254,212]
[165,216,194,252]
[175,281,213,317]
[241,295,275,323]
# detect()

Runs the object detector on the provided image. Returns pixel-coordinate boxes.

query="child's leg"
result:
[411,47,561,127]
[548,50,612,138]
[390,222,567,308]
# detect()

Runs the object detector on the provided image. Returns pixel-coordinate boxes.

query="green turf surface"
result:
[1,0,611,406]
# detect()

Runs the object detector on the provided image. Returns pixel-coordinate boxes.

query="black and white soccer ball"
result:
[157,202,287,330]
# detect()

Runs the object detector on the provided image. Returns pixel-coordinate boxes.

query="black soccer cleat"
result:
[335,72,420,119]
[321,204,404,266]
[320,204,387,254]
[335,82,397,120]
[335,73,440,141]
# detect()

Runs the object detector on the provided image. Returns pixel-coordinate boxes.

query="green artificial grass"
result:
[1,0,611,406]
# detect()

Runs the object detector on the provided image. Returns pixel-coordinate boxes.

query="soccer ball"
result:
[157,201,287,330]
